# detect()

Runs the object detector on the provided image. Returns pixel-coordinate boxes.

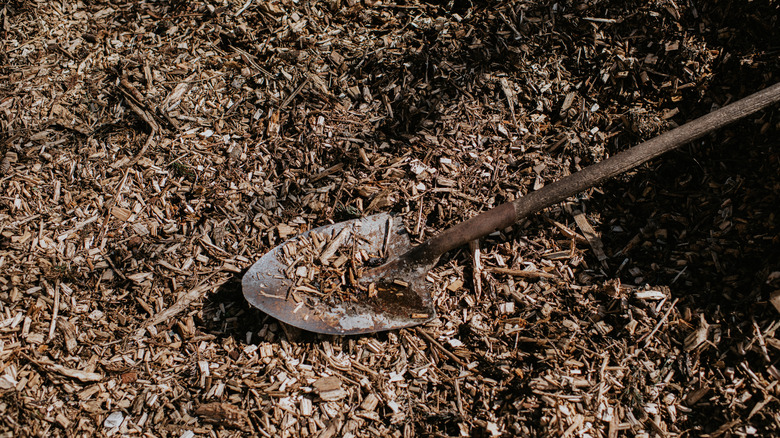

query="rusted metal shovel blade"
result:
[242,213,435,335]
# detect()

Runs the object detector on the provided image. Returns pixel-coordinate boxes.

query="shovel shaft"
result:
[418,82,780,260]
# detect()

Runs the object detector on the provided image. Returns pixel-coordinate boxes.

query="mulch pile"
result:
[1,0,779,436]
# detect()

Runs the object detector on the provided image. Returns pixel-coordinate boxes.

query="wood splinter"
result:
[319,226,351,266]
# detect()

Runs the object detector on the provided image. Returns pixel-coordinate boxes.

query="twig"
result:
[582,17,618,24]
[469,240,482,300]
[132,276,226,340]
[119,76,161,132]
[544,216,588,244]
[230,45,274,78]
[311,163,345,182]
[47,281,60,342]
[280,77,309,109]
[382,216,393,258]
[235,0,253,16]
[415,328,468,368]
[752,317,771,362]
[100,249,127,280]
[640,298,679,347]
[454,377,465,417]
[705,419,741,438]
[119,75,160,167]
[96,167,130,248]
[126,131,157,168]
[487,266,557,280]
[573,210,609,270]
[23,353,103,382]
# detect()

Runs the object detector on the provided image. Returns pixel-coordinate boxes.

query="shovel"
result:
[243,82,780,335]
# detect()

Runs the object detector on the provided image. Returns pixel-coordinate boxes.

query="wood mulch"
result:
[1,1,778,436]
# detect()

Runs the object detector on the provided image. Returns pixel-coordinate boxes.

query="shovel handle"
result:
[413,82,780,262]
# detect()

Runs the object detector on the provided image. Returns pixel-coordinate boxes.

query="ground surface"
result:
[1,0,779,437]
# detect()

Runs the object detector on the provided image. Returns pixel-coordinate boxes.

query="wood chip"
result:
[313,376,347,401]
[573,210,609,269]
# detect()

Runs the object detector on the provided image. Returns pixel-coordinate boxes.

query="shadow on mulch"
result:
[199,272,399,346]
[592,129,780,428]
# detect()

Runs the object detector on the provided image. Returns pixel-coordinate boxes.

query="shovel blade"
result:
[242,213,435,335]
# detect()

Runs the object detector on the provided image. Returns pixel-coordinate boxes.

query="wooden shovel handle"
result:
[413,82,780,263]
